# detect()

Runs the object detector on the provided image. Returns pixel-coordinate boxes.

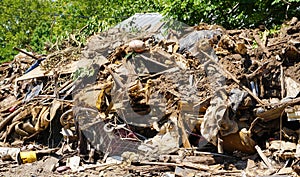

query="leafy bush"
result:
[158,0,300,28]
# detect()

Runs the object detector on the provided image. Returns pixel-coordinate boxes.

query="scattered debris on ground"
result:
[0,13,299,176]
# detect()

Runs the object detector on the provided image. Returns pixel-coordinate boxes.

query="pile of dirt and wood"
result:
[0,13,299,176]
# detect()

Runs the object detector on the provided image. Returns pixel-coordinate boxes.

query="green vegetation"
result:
[0,0,161,63]
[0,0,299,63]
[161,0,300,28]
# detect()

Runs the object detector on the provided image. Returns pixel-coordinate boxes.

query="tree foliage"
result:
[0,0,299,63]
[0,0,161,63]
[159,0,300,28]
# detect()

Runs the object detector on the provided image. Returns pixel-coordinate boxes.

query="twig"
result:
[140,55,169,69]
[140,67,179,81]
[36,148,59,154]
[227,3,240,14]
[245,61,269,80]
[280,65,285,99]
[58,80,74,93]
[281,0,291,5]
[279,109,285,147]
[13,47,40,60]
[53,70,59,98]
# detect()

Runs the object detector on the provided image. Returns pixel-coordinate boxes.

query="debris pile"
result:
[0,13,300,176]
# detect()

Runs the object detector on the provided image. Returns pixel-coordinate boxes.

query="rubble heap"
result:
[0,14,300,176]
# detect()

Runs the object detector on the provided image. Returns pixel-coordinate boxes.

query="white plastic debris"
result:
[67,155,81,172]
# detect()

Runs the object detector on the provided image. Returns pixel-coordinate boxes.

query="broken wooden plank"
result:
[139,54,169,69]
[255,145,274,170]
[254,34,271,57]
[139,161,209,171]
[178,112,191,148]
[257,97,300,121]
[159,154,217,165]
[175,166,198,177]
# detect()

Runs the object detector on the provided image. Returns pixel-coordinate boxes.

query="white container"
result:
[0,147,20,163]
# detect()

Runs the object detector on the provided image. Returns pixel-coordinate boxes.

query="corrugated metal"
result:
[114,13,221,53]
[114,13,164,33]
[114,13,194,41]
